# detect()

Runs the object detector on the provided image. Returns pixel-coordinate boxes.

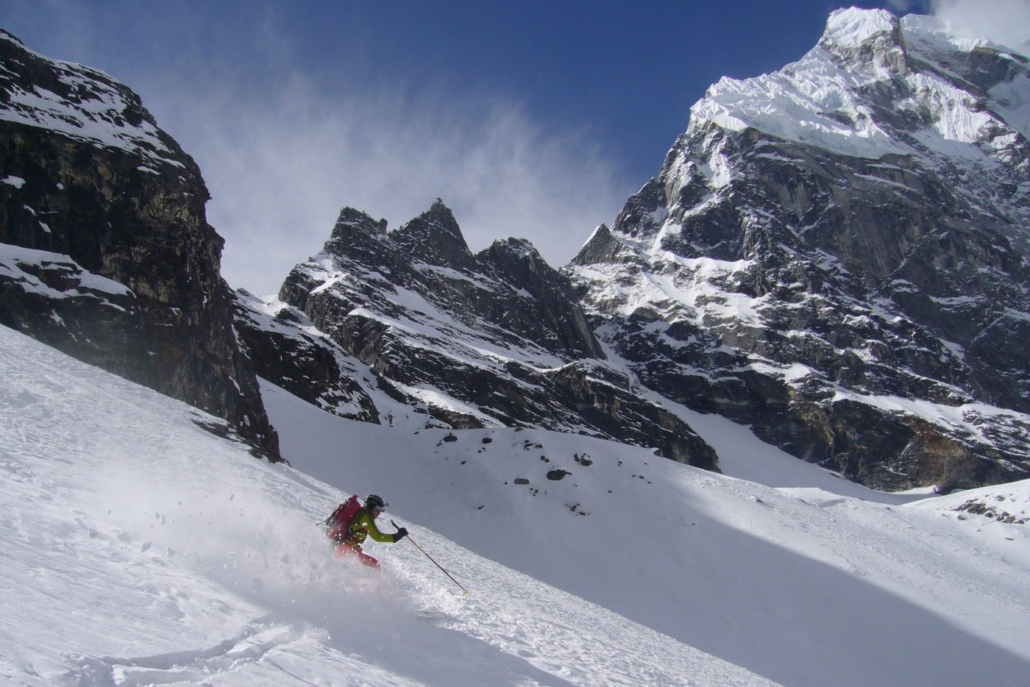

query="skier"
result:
[330,494,408,570]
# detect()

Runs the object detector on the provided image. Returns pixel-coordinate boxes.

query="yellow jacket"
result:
[344,507,398,549]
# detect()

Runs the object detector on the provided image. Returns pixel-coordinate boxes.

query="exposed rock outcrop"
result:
[233,289,380,424]
[0,30,279,459]
[260,202,718,469]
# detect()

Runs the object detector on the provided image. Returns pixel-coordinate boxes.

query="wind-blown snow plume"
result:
[0,2,628,296]
[159,77,626,295]
[932,0,1030,55]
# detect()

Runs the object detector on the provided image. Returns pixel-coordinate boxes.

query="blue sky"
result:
[5,0,1016,294]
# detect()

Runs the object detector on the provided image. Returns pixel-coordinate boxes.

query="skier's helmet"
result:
[365,494,387,512]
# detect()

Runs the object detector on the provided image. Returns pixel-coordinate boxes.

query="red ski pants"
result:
[334,542,380,571]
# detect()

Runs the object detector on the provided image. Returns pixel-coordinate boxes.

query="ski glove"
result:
[393,528,408,542]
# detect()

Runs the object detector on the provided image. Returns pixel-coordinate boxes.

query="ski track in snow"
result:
[0,324,775,687]
[261,379,1030,687]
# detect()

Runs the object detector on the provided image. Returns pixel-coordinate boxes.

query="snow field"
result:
[0,324,775,686]
[263,378,1030,687]
[3,320,1029,687]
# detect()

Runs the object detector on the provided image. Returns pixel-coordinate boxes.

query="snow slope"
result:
[3,318,1030,687]
[0,323,776,687]
[263,380,1030,687]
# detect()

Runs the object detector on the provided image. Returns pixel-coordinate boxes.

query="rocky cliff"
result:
[240,202,718,470]
[0,30,279,459]
[567,9,1030,491]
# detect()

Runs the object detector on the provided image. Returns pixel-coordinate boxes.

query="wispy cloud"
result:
[3,2,630,295]
[145,57,629,295]
[932,0,1030,55]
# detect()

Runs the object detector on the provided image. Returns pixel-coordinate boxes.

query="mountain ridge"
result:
[2,9,1029,491]
[240,200,719,468]
[246,8,1030,490]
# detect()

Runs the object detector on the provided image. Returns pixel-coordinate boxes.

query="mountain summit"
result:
[240,9,1030,491]
[4,9,1023,491]
[569,9,1030,491]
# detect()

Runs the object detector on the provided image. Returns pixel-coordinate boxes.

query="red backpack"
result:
[324,495,361,541]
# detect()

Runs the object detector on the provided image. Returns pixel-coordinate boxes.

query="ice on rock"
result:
[822,7,899,49]
[687,8,1030,161]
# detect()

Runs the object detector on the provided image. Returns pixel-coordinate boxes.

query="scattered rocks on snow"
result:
[955,499,1028,525]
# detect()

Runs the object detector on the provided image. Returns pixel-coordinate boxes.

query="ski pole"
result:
[393,520,468,596]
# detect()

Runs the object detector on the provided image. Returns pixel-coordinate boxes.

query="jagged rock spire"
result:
[392,198,475,269]
[323,207,390,266]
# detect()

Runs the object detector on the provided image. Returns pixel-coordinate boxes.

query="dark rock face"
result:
[567,10,1030,491]
[0,31,279,459]
[25,7,1018,490]
[233,289,379,423]
[262,201,718,469]
[282,201,604,361]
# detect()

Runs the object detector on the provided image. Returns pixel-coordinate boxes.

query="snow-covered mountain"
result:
[6,7,1026,494]
[5,11,1030,687]
[4,320,1030,687]
[0,29,278,458]
[242,8,1030,493]
[567,8,1030,491]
